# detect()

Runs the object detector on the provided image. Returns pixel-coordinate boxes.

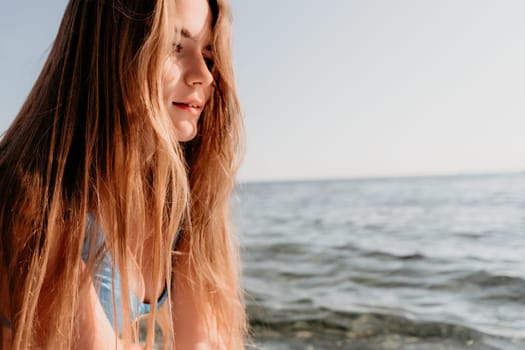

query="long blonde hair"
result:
[0,0,245,348]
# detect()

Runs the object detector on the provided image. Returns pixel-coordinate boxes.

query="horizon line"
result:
[237,169,524,185]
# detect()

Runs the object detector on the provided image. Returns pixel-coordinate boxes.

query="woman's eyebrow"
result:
[175,28,213,47]
[180,28,194,40]
[178,28,213,51]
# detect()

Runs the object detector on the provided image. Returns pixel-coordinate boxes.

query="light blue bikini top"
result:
[81,215,170,333]
[1,216,172,332]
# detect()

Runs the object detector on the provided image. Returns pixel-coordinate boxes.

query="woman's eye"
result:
[204,56,215,71]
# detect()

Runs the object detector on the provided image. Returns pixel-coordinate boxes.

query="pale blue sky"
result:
[2,1,525,182]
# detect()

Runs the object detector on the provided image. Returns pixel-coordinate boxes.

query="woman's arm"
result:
[171,279,207,349]
[171,276,225,350]
[0,241,128,348]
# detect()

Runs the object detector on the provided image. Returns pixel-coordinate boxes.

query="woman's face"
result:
[162,0,214,142]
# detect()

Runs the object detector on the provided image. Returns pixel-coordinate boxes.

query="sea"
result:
[234,172,525,350]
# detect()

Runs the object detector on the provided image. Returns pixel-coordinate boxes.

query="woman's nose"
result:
[184,56,213,87]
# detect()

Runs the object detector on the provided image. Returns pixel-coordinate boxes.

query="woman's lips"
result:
[172,101,202,115]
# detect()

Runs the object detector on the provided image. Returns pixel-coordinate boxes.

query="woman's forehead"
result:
[174,0,212,41]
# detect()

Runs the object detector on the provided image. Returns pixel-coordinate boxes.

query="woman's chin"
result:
[174,122,198,142]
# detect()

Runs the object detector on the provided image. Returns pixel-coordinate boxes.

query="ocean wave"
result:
[452,270,525,287]
[247,304,525,350]
[248,305,483,340]
[362,250,426,261]
[245,241,310,256]
[426,269,525,297]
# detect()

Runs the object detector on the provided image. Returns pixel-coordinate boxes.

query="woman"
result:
[0,0,246,348]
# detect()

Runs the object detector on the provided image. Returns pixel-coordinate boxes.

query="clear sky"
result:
[2,1,525,182]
